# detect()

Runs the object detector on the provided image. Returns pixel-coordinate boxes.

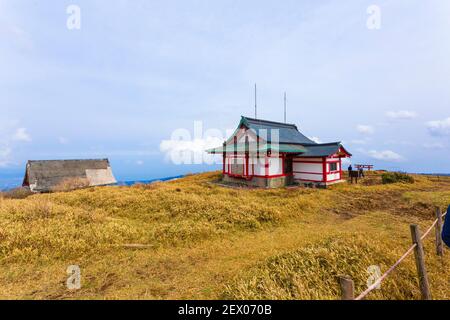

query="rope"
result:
[355,210,447,301]
[421,211,447,240]
[421,220,438,240]
[355,243,417,300]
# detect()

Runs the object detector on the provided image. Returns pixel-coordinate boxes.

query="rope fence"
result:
[340,208,447,301]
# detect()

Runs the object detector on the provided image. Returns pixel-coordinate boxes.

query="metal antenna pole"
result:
[254,84,257,119]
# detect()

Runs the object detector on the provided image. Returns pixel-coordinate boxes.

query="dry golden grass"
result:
[0,171,449,300]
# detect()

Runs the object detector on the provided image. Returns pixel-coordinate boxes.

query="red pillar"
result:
[322,157,328,183]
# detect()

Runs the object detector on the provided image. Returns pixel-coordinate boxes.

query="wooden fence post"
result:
[435,207,444,257]
[339,276,354,300]
[410,224,431,300]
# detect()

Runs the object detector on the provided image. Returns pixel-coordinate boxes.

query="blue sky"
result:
[1,0,450,185]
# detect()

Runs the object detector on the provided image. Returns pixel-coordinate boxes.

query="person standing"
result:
[348,165,353,183]
[359,168,364,178]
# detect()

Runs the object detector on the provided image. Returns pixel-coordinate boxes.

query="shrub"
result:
[381,172,414,184]
[0,187,33,199]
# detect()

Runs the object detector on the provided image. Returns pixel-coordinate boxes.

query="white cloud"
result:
[136,160,144,165]
[426,117,450,136]
[356,125,374,135]
[0,125,31,167]
[368,150,404,162]
[12,127,31,142]
[0,145,12,167]
[309,136,322,143]
[160,136,223,165]
[422,142,445,149]
[386,110,417,120]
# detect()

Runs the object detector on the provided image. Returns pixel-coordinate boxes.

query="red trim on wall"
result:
[338,146,352,157]
[322,157,327,183]
[294,177,343,183]
[293,160,323,164]
[265,157,269,176]
[295,156,328,159]
[224,173,292,179]
[255,173,292,179]
[294,177,323,182]
[293,171,323,175]
[225,154,293,179]
[326,159,340,175]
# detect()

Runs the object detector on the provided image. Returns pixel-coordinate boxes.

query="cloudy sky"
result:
[1,0,450,185]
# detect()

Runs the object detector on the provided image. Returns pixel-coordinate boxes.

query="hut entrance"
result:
[284,157,293,175]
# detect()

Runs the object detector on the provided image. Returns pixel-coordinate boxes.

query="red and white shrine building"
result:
[207,116,352,188]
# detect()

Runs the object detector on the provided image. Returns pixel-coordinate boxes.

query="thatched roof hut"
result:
[22,159,117,192]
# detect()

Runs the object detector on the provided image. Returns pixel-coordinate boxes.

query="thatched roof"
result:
[22,159,117,192]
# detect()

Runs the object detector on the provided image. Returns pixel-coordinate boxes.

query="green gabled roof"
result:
[206,143,307,154]
[301,143,352,157]
[239,116,317,145]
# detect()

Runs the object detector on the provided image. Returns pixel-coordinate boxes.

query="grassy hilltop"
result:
[0,172,449,300]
